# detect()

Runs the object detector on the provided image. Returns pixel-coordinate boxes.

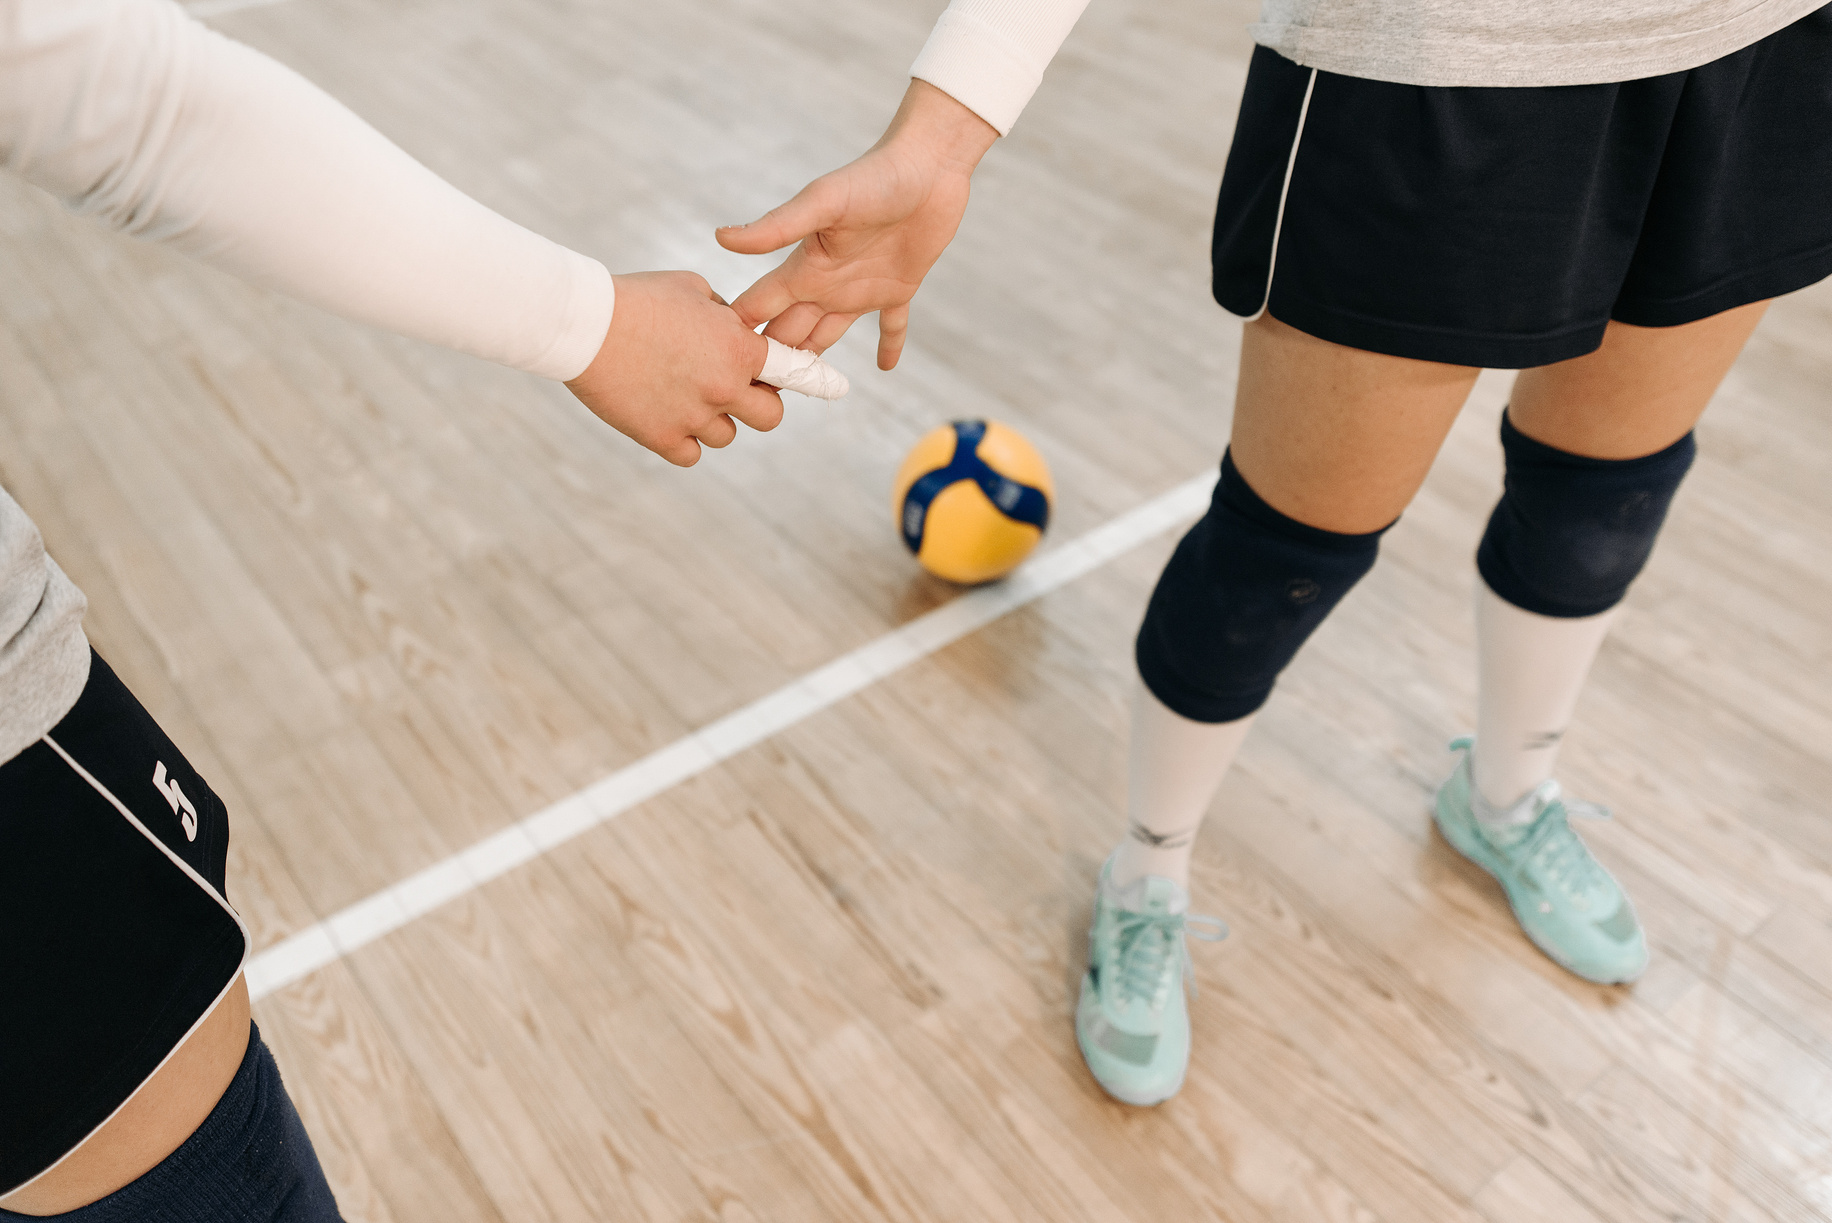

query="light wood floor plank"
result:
[5,0,1830,1216]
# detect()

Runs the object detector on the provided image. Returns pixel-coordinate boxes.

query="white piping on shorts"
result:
[1246,67,1319,323]
[7,739,253,1200]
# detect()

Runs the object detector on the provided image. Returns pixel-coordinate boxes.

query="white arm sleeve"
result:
[910,0,1094,136]
[0,0,612,381]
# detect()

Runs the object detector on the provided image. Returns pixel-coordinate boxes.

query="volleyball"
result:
[892,420,1054,585]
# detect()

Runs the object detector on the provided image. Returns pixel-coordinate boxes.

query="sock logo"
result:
[153,761,199,842]
[1126,821,1195,850]
[1524,730,1565,750]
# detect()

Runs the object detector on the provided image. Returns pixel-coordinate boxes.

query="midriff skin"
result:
[0,976,250,1216]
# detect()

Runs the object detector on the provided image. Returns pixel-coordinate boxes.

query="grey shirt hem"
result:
[2,485,92,766]
[0,578,90,766]
[1253,0,1826,87]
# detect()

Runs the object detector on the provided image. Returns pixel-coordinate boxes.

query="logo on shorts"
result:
[153,761,199,842]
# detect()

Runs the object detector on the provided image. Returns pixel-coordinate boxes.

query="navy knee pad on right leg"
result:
[1136,450,1389,723]
[1478,412,1696,618]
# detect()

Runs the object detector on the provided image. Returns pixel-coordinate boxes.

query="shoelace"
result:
[1448,739,1614,904]
[1522,779,1613,902]
[1111,908,1229,1009]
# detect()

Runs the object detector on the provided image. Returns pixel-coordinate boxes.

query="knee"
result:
[1137,450,1388,722]
[1478,412,1695,617]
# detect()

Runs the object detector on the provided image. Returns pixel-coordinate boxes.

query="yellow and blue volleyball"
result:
[892,420,1054,585]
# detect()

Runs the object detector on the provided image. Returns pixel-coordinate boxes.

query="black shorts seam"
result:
[1258,292,1610,367]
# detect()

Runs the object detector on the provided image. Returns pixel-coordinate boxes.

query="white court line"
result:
[245,471,1217,1000]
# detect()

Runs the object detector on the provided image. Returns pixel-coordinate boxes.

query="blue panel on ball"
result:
[898,420,1050,556]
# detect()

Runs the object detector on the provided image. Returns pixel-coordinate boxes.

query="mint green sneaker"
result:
[1434,737,1647,984]
[1075,861,1227,1106]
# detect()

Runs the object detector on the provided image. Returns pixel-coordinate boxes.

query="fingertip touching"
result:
[761,300,825,349]
[743,325,772,381]
[807,311,860,353]
[730,278,795,332]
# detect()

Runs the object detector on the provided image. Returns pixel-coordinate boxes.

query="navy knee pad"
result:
[1478,413,1696,618]
[1136,450,1389,723]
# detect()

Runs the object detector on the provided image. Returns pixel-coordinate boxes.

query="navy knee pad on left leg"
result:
[1478,412,1696,618]
[1136,450,1390,723]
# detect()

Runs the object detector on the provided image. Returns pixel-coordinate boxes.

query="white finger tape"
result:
[757,337,850,399]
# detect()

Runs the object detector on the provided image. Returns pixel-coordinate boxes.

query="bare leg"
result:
[1124,301,1768,866]
[1,978,250,1215]
[1230,314,1482,531]
[1119,316,1480,884]
[1473,302,1769,806]
[1508,302,1768,457]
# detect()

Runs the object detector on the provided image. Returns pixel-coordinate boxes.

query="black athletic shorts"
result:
[1212,4,1832,368]
[0,1024,342,1223]
[0,652,247,1196]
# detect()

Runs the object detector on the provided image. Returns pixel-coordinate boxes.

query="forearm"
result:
[909,0,1094,136]
[0,0,610,380]
[875,79,1001,172]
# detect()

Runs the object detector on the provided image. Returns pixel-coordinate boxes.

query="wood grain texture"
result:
[3,0,1830,1218]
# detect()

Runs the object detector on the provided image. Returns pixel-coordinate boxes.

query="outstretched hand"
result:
[719,81,999,371]
[566,271,782,467]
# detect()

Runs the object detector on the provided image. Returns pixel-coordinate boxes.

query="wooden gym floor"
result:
[3,0,1830,1218]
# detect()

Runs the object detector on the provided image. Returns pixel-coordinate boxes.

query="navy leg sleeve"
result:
[1136,450,1390,723]
[1477,412,1696,618]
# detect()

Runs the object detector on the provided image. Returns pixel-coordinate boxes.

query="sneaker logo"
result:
[153,761,199,842]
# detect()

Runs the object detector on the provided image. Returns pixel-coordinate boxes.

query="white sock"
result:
[1111,684,1256,891]
[1472,581,1617,812]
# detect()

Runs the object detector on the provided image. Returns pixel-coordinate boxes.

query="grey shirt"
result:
[0,487,90,764]
[914,0,1829,134]
[1252,0,1829,87]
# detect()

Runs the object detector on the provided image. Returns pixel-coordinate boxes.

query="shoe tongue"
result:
[1473,782,1556,848]
[1110,873,1188,916]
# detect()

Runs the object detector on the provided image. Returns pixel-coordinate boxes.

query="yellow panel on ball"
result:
[975,420,1055,501]
[892,419,1054,585]
[917,481,1043,584]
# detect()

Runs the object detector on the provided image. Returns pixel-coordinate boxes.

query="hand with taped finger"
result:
[564,271,846,467]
